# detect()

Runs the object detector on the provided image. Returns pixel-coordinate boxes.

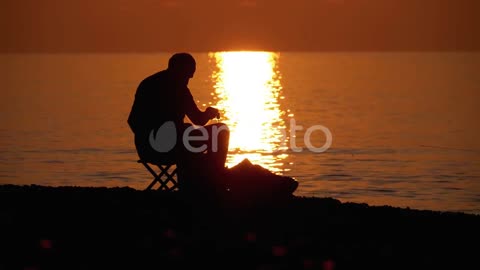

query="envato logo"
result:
[287,119,332,153]
[149,119,332,153]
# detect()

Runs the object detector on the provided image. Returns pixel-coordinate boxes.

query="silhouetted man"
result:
[128,53,230,188]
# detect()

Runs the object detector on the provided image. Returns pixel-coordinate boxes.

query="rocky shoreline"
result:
[1,184,479,270]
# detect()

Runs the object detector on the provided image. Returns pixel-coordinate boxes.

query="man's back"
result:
[127,70,194,137]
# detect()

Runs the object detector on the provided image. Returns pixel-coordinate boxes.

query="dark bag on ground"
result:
[224,159,299,200]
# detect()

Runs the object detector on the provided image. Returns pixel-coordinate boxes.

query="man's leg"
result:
[178,123,229,193]
[179,123,229,169]
[203,123,230,171]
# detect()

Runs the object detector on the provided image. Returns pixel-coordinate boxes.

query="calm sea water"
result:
[1,52,479,214]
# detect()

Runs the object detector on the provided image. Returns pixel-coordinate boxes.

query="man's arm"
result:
[184,89,219,126]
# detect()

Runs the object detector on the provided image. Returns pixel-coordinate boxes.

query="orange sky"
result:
[1,0,479,52]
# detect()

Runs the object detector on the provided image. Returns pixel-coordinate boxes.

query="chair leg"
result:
[157,166,171,191]
[164,167,178,190]
[140,161,179,191]
[156,165,179,191]
[142,162,160,190]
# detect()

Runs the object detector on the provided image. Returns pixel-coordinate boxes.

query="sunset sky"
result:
[1,0,479,52]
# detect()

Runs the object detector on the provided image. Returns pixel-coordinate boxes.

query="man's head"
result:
[167,53,196,84]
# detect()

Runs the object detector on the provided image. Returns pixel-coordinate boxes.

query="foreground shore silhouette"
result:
[1,183,479,270]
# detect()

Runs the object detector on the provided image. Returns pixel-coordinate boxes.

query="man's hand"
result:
[205,107,220,120]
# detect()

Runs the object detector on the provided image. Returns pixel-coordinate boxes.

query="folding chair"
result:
[138,160,180,191]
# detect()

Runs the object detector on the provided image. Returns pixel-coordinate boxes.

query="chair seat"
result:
[138,160,179,191]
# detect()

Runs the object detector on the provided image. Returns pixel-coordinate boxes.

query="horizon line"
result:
[2,49,479,55]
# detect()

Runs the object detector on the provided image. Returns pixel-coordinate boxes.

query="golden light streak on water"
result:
[210,51,289,173]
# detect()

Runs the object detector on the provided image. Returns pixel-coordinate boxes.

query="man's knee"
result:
[211,123,229,144]
[206,123,229,152]
[209,123,229,136]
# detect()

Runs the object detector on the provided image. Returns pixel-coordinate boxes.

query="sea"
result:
[1,52,479,214]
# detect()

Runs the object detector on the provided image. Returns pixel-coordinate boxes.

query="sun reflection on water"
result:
[210,51,289,173]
